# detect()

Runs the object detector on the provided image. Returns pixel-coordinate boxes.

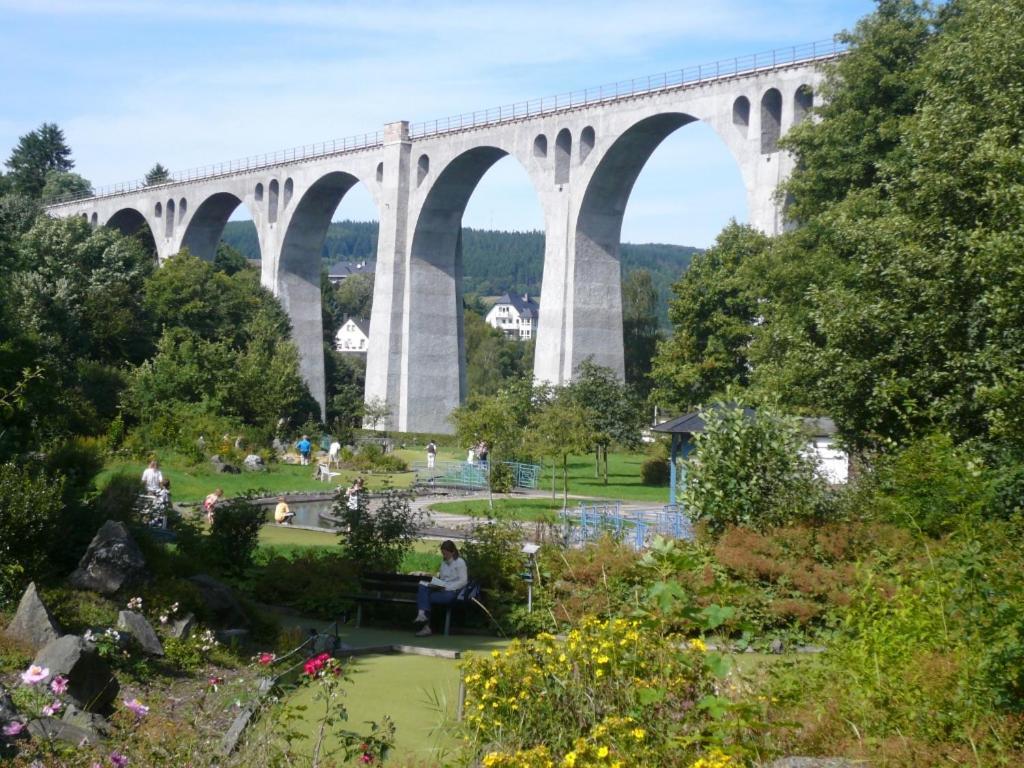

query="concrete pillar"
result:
[533,188,572,386]
[365,121,412,430]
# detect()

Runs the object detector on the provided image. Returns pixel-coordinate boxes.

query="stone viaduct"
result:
[46,42,840,434]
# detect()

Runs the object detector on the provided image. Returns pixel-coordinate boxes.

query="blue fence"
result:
[412,460,541,490]
[558,502,693,550]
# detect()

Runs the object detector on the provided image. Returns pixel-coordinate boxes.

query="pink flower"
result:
[2,720,25,737]
[49,675,69,695]
[208,675,224,691]
[109,752,129,767]
[20,665,49,685]
[123,698,149,718]
[361,753,373,763]
[257,652,275,665]
[42,700,62,716]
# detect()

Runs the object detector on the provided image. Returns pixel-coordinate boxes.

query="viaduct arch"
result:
[45,45,834,433]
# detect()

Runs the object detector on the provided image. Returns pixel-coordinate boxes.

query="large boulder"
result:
[243,454,266,472]
[210,455,241,474]
[168,612,195,641]
[187,574,249,628]
[4,582,62,652]
[117,611,164,656]
[69,521,148,596]
[33,636,118,712]
[0,685,18,729]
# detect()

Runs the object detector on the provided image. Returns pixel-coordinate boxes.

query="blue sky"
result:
[0,0,876,247]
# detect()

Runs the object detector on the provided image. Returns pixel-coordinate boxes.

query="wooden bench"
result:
[347,572,481,636]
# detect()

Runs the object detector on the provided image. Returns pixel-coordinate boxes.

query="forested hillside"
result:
[221,220,697,326]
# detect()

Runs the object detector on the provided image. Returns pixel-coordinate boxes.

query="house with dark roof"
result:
[485,292,539,340]
[326,260,374,285]
[335,317,370,353]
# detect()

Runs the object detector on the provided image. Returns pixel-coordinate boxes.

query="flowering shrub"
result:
[461,617,728,766]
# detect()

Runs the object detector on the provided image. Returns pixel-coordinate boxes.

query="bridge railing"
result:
[46,38,846,208]
[408,39,846,139]
[45,130,384,207]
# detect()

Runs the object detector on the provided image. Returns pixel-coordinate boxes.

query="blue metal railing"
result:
[412,460,541,490]
[559,502,694,550]
[45,39,845,208]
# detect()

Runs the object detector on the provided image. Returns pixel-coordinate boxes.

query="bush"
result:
[335,487,425,573]
[208,491,266,572]
[461,516,526,597]
[640,457,670,486]
[683,401,827,535]
[248,550,358,618]
[489,461,514,493]
[0,463,65,606]
[871,434,990,537]
[460,617,719,765]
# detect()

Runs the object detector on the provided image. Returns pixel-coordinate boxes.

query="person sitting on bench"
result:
[414,540,468,637]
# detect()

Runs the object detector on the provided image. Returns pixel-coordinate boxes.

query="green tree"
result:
[450,386,529,507]
[526,387,597,508]
[464,309,530,397]
[568,360,645,484]
[682,399,826,535]
[144,163,171,186]
[214,241,249,275]
[621,269,660,395]
[746,0,1024,451]
[5,123,74,199]
[651,223,765,411]
[39,171,92,202]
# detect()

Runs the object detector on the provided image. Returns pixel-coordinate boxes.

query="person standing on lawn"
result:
[413,540,469,637]
[426,440,437,470]
[296,435,312,466]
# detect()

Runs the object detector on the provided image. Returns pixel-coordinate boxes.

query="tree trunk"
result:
[562,455,569,511]
[551,461,556,500]
[594,449,600,478]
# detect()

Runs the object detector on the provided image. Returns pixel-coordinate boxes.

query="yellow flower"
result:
[688,638,708,652]
[482,752,502,767]
[595,654,610,665]
[563,751,577,767]
[631,727,646,741]
[597,745,609,758]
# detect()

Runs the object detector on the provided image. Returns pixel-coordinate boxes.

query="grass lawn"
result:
[546,452,670,503]
[257,526,442,572]
[97,455,414,503]
[428,497,567,522]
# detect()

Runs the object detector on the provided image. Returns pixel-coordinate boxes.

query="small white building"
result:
[801,417,849,485]
[335,317,370,353]
[485,292,539,340]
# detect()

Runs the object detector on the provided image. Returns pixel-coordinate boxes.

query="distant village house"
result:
[335,317,370,353]
[485,292,539,340]
[327,260,374,285]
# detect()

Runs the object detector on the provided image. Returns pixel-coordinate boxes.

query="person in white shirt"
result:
[413,540,469,637]
[328,440,342,468]
[141,460,163,494]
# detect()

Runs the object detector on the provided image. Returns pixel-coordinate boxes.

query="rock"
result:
[243,454,266,471]
[117,611,164,656]
[27,716,101,746]
[0,685,19,727]
[69,521,148,596]
[271,438,286,455]
[769,638,785,654]
[168,612,195,640]
[187,574,249,628]
[33,635,118,712]
[4,582,62,652]
[61,702,111,737]
[797,645,827,654]
[210,455,241,474]
[764,759,856,768]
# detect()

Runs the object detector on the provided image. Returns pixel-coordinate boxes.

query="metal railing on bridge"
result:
[409,39,846,139]
[412,460,541,491]
[559,502,694,550]
[46,38,846,208]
